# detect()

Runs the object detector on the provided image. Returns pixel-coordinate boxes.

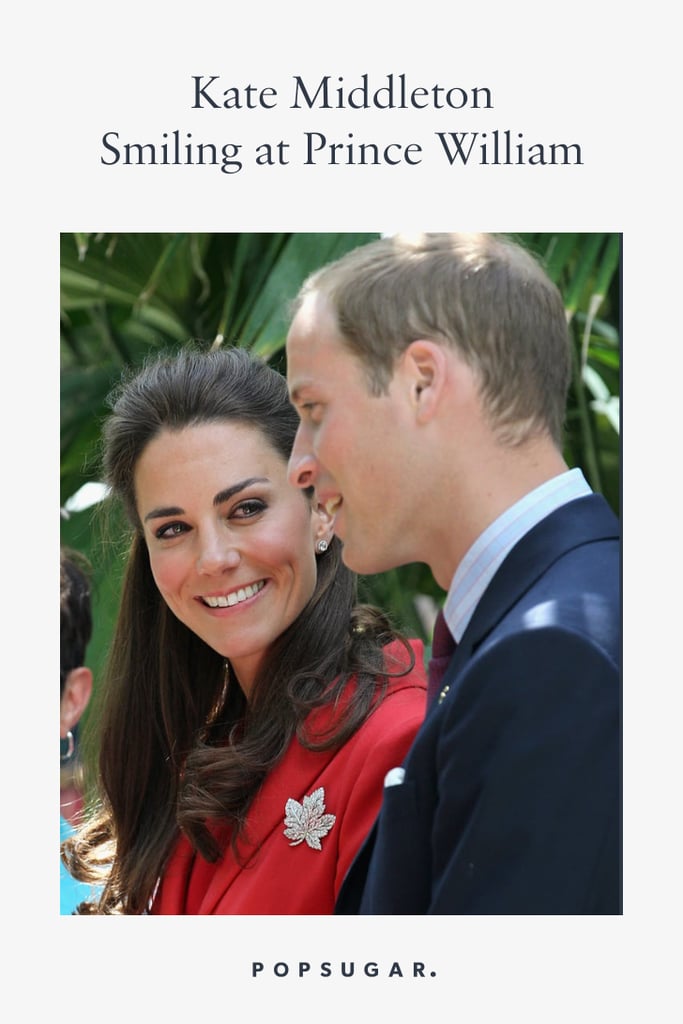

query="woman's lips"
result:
[200,580,266,608]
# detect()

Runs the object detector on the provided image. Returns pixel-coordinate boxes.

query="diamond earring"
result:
[316,539,329,554]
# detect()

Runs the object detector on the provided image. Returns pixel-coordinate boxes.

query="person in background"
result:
[286,232,621,914]
[60,547,98,914]
[62,345,426,914]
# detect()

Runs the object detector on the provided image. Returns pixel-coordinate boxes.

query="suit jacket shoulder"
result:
[337,495,621,915]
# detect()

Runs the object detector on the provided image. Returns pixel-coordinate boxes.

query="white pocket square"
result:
[384,767,405,788]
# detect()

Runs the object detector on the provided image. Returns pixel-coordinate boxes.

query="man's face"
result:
[287,291,417,575]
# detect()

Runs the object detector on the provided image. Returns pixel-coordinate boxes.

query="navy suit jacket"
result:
[335,494,621,915]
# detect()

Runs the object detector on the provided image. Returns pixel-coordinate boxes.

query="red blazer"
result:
[151,639,426,914]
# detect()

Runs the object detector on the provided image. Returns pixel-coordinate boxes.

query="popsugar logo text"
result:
[251,960,436,979]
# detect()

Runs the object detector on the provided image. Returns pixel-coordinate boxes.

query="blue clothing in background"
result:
[60,815,99,914]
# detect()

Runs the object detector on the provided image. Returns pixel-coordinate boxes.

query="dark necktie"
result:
[427,609,456,706]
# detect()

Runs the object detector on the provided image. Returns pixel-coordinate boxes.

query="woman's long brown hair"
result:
[62,346,414,914]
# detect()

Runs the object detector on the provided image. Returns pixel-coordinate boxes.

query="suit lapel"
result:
[433,494,619,704]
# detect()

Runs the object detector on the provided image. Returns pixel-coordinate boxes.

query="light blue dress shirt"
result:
[444,468,592,643]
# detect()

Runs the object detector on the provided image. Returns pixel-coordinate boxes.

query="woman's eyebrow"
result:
[213,477,270,506]
[144,504,184,523]
[143,479,270,522]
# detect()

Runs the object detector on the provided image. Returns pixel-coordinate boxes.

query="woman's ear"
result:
[60,666,93,738]
[311,501,335,549]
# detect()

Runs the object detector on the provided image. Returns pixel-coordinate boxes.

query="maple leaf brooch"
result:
[283,787,336,851]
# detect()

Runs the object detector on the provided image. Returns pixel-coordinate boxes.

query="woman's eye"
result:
[232,499,266,519]
[155,521,187,540]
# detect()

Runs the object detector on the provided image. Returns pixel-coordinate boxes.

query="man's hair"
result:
[60,548,93,695]
[295,233,571,446]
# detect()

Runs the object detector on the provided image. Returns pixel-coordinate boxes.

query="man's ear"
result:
[60,666,93,738]
[401,339,448,423]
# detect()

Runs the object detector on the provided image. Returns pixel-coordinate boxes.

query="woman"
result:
[63,345,426,914]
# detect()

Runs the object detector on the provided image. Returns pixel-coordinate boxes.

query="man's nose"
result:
[288,451,318,490]
[288,432,318,490]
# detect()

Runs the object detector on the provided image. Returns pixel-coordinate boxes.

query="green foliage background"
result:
[60,231,620,703]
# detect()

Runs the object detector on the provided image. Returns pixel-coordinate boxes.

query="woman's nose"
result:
[196,533,241,575]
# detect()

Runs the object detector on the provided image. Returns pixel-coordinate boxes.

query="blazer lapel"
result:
[197,716,343,914]
[434,494,619,703]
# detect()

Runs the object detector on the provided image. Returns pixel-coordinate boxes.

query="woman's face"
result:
[134,421,327,696]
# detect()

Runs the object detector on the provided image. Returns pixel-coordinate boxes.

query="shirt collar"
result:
[443,468,592,643]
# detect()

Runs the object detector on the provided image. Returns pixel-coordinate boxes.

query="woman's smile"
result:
[199,579,267,609]
[134,421,325,696]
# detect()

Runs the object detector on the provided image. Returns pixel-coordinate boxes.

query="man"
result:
[286,233,620,914]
